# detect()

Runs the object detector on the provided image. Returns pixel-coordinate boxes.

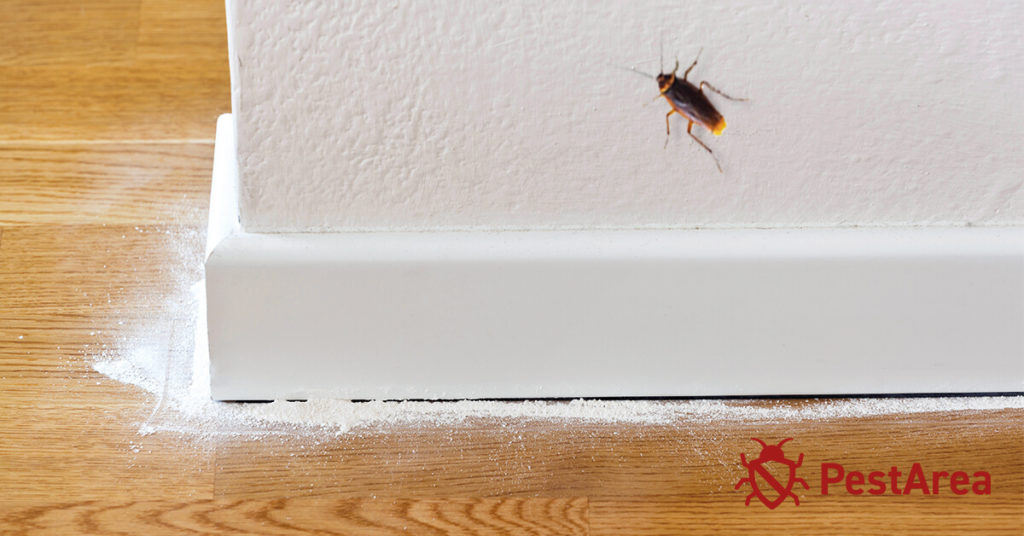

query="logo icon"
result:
[735,437,809,509]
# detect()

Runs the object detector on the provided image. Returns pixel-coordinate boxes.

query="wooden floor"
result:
[1,2,1021,534]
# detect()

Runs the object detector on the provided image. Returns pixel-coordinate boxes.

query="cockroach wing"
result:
[666,81,726,136]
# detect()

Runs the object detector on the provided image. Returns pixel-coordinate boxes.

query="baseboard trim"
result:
[206,115,1024,400]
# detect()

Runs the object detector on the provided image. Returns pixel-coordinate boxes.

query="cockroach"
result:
[625,49,746,172]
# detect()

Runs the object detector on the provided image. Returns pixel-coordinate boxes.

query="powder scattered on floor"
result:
[91,280,1024,439]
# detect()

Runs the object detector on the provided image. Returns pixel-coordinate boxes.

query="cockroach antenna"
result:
[609,63,655,80]
[659,39,664,73]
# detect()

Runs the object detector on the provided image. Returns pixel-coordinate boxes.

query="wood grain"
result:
[0,1,140,67]
[0,1,1021,535]
[137,0,233,63]
[0,0,228,141]
[0,498,588,536]
[589,499,1024,536]
[0,224,211,501]
[0,143,213,225]
[212,410,1023,501]
[0,62,228,141]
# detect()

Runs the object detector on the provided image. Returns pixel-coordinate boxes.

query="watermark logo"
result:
[735,437,809,509]
[734,436,994,509]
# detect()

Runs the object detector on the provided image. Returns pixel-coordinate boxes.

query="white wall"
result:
[229,0,1023,232]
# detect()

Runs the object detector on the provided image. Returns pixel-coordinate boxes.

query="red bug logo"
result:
[735,437,809,509]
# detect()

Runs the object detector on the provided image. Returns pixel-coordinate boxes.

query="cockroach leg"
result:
[687,121,723,173]
[685,121,709,152]
[664,109,676,149]
[699,81,747,101]
[682,48,702,81]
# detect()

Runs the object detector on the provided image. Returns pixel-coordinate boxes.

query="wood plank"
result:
[0,63,228,141]
[0,143,213,225]
[0,407,215,502]
[213,407,1023,506]
[0,224,213,501]
[137,0,230,63]
[0,224,204,396]
[0,0,140,67]
[589,499,1023,536]
[0,497,589,535]
[0,223,204,312]
[0,0,228,142]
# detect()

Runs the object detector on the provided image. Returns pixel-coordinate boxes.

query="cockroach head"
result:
[656,72,672,91]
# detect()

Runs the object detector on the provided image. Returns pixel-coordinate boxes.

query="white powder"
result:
[90,274,1024,440]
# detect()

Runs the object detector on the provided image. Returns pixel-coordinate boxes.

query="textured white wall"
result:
[229,0,1023,232]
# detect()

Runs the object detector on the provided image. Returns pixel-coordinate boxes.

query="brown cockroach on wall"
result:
[626,48,746,172]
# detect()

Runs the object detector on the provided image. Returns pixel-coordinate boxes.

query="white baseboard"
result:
[205,115,1024,400]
